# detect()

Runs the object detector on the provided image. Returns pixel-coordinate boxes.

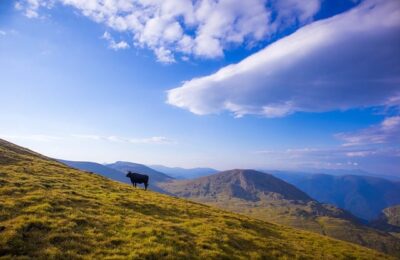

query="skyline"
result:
[1,0,399,175]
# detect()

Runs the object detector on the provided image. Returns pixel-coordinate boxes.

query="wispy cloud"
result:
[254,145,400,170]
[336,116,400,146]
[128,136,173,144]
[167,0,400,117]
[101,31,129,51]
[0,30,6,36]
[1,134,174,145]
[15,0,53,19]
[255,147,382,159]
[254,114,400,172]
[15,0,320,63]
[71,134,174,144]
[0,134,62,142]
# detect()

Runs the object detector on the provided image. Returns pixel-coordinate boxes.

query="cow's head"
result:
[126,171,132,178]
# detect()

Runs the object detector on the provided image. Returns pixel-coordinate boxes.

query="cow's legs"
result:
[144,182,148,191]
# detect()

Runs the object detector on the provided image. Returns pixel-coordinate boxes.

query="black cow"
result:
[126,171,149,190]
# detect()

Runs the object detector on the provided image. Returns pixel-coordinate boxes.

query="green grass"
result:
[0,139,394,259]
[180,195,400,257]
[160,171,400,257]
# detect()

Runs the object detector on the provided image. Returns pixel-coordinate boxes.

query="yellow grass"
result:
[0,139,393,259]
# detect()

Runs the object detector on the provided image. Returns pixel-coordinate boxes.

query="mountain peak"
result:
[162,169,313,202]
[106,161,174,183]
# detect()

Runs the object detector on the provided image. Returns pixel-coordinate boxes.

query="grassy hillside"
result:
[371,205,400,238]
[0,139,393,259]
[161,169,400,257]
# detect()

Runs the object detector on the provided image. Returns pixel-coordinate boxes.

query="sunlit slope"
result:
[372,205,400,239]
[161,169,400,257]
[0,139,392,259]
[381,205,400,227]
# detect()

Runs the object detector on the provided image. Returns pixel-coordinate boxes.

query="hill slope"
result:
[274,173,400,220]
[160,169,400,256]
[371,205,400,237]
[382,205,400,227]
[0,139,391,259]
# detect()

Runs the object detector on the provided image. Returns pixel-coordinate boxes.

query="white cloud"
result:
[254,145,400,172]
[70,134,103,140]
[167,0,400,116]
[101,31,130,50]
[128,136,174,144]
[253,115,400,172]
[0,134,62,142]
[345,151,376,157]
[154,47,175,63]
[0,30,6,36]
[15,0,54,18]
[271,0,321,28]
[71,134,174,144]
[336,116,400,146]
[1,134,173,145]
[16,0,320,62]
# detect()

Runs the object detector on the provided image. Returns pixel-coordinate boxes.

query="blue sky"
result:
[1,0,399,175]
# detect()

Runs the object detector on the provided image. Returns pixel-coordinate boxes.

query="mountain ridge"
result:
[165,169,313,202]
[274,172,400,220]
[106,161,173,183]
[149,165,218,179]
[0,138,391,259]
[58,159,127,183]
[160,169,400,256]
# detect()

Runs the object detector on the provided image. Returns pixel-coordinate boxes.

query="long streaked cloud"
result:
[254,115,400,172]
[167,0,400,117]
[71,134,174,144]
[256,146,400,158]
[0,134,62,142]
[1,134,174,145]
[336,116,400,146]
[15,0,321,63]
[254,145,400,171]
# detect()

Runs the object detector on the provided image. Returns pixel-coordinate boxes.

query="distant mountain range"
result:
[272,172,400,220]
[59,160,173,193]
[58,160,129,184]
[266,169,400,181]
[160,169,400,256]
[149,165,218,179]
[59,159,400,224]
[106,161,173,183]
